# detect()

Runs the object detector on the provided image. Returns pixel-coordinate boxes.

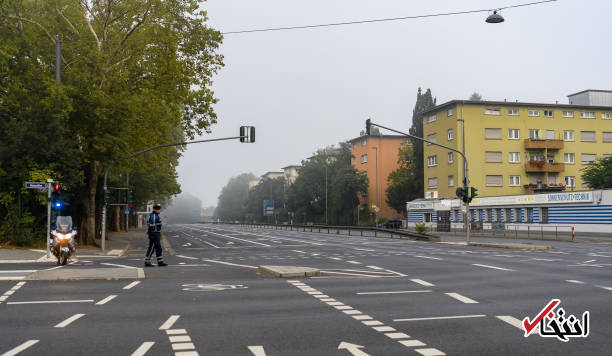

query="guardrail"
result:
[211,222,439,242]
[405,222,574,241]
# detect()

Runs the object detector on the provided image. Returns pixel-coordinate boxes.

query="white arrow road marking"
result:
[131,342,155,356]
[1,340,39,356]
[55,313,85,328]
[338,342,369,356]
[247,345,266,356]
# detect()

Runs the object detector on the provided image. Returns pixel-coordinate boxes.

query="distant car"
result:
[378,219,402,229]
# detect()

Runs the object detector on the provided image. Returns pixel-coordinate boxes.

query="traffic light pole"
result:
[366,120,471,244]
[101,134,250,251]
[46,181,52,258]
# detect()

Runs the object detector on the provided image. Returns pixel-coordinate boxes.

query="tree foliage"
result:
[408,87,436,200]
[215,173,256,222]
[385,142,421,213]
[0,0,223,245]
[244,177,287,222]
[469,92,483,101]
[581,157,612,189]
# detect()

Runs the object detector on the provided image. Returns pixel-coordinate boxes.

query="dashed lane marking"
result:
[385,332,410,339]
[472,264,514,271]
[131,342,155,356]
[366,265,383,270]
[159,315,180,330]
[1,340,39,356]
[496,315,536,334]
[166,329,187,335]
[8,299,93,305]
[415,256,443,261]
[410,279,435,287]
[565,280,584,284]
[55,313,86,328]
[123,281,141,290]
[176,255,198,260]
[357,290,432,295]
[248,345,267,356]
[1,282,25,304]
[101,262,137,269]
[204,230,271,247]
[445,292,478,304]
[347,260,362,265]
[596,285,612,291]
[393,315,486,322]
[415,348,446,356]
[96,295,117,305]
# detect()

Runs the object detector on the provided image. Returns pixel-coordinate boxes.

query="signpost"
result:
[25,181,53,257]
[263,200,274,217]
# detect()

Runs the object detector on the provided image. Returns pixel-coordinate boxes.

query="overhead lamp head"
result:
[486,10,504,23]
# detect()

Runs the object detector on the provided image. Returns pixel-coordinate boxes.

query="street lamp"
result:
[371,146,379,225]
[486,10,504,23]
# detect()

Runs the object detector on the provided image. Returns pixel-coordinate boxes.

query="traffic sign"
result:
[25,182,46,189]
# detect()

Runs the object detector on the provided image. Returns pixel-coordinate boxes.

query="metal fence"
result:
[405,222,575,241]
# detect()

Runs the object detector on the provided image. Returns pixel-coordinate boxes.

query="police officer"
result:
[145,204,167,267]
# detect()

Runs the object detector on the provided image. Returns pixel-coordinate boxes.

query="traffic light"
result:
[51,183,62,209]
[240,126,256,143]
[365,119,371,135]
[240,126,245,142]
[250,126,255,143]
[469,187,479,202]
[127,189,133,204]
[455,187,469,203]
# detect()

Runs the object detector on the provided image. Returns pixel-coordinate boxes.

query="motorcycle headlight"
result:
[57,233,70,240]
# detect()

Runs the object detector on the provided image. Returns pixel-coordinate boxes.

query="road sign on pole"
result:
[263,200,274,217]
[25,182,46,189]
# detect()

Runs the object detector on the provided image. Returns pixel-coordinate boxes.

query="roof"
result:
[347,134,408,143]
[567,89,612,97]
[418,99,612,117]
[262,171,283,176]
[281,165,301,169]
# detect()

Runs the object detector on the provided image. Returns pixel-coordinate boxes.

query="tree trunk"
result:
[114,205,120,231]
[79,161,99,246]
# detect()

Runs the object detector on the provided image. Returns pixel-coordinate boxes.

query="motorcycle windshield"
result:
[56,216,73,233]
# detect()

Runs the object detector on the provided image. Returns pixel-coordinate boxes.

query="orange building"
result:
[349,134,409,220]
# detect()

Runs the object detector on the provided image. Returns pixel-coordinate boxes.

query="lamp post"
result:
[371,146,379,225]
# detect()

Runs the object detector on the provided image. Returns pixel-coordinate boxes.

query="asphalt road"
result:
[1,223,611,355]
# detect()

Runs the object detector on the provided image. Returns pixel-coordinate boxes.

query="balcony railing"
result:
[524,139,564,150]
[524,161,565,173]
[523,183,566,193]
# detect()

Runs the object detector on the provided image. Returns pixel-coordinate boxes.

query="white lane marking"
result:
[347,261,362,265]
[353,248,376,252]
[313,295,330,298]
[1,340,39,356]
[410,279,435,287]
[8,300,93,305]
[548,251,568,254]
[596,285,612,291]
[373,326,396,332]
[415,255,443,261]
[363,320,383,326]
[202,259,257,269]
[101,262,137,269]
[0,296,7,302]
[159,315,180,330]
[292,250,306,253]
[0,270,37,273]
[329,257,342,260]
[352,315,373,320]
[16,282,25,286]
[394,314,486,322]
[343,310,362,315]
[496,315,527,331]
[399,340,426,347]
[55,313,86,328]
[0,277,24,280]
[123,281,141,290]
[211,227,324,246]
[472,264,514,271]
[415,348,446,356]
[385,332,410,339]
[248,345,266,356]
[166,329,187,335]
[327,302,344,306]
[171,343,195,351]
[169,335,191,343]
[357,290,432,295]
[176,255,198,260]
[131,342,155,356]
[583,259,596,263]
[445,292,478,304]
[205,231,271,247]
[565,280,584,284]
[335,306,353,310]
[202,240,220,248]
[366,265,383,270]
[96,295,117,305]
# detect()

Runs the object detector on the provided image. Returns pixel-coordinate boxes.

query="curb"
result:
[468,242,553,251]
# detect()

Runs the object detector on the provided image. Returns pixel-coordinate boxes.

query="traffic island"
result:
[259,265,320,278]
[24,267,145,281]
[468,242,553,251]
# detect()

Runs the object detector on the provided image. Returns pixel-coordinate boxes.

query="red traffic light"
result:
[53,183,60,192]
[128,203,133,208]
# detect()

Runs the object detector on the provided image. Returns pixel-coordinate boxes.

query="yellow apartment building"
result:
[420,90,612,199]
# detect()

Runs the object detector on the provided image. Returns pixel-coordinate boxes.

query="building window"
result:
[508,108,519,116]
[543,110,553,117]
[351,157,356,165]
[603,132,612,143]
[546,130,555,140]
[564,176,575,187]
[427,155,438,167]
[361,138,367,146]
[485,151,503,163]
[563,111,574,118]
[486,175,503,187]
[528,110,539,117]
[485,128,502,139]
[361,154,368,163]
[428,177,438,188]
[509,152,520,163]
[564,153,575,164]
[485,108,501,115]
[447,109,454,116]
[426,133,437,144]
[427,115,437,123]
[448,152,454,164]
[508,129,520,139]
[603,113,612,119]
[580,111,596,119]
[529,129,540,140]
[563,130,574,141]
[448,175,455,187]
[447,129,454,140]
[581,153,596,164]
[509,175,521,186]
[580,131,596,142]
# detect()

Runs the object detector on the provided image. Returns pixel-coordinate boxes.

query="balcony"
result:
[524,139,564,150]
[524,160,565,173]
[523,183,566,194]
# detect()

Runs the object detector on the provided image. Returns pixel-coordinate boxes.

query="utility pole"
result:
[55,39,61,85]
[46,179,53,258]
[371,146,379,224]
[325,164,328,225]
[458,114,471,244]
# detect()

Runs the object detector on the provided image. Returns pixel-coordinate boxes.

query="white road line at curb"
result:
[357,290,432,295]
[565,280,584,284]
[202,259,257,269]
[410,279,435,287]
[415,255,443,261]
[131,342,155,356]
[8,300,93,305]
[445,292,478,304]
[123,281,141,290]
[472,263,514,271]
[366,265,383,270]
[55,313,85,328]
[159,315,180,330]
[96,295,117,305]
[394,314,486,322]
[1,340,39,356]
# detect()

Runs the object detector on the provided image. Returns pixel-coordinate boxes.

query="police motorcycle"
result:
[50,216,77,265]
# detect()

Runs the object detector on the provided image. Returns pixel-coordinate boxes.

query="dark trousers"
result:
[145,232,164,263]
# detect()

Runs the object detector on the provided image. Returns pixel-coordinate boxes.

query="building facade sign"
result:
[407,201,434,210]
[470,191,593,207]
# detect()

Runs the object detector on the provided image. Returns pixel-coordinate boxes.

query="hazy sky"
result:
[177,0,612,207]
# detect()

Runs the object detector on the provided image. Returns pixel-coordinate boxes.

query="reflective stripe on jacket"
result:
[148,212,162,232]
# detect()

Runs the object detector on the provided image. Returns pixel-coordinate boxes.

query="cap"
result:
[153,204,161,210]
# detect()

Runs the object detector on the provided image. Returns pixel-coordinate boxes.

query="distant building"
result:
[282,165,301,184]
[248,179,261,189]
[567,89,612,106]
[349,134,409,219]
[262,171,284,180]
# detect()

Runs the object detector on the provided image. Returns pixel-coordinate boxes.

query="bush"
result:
[415,223,427,234]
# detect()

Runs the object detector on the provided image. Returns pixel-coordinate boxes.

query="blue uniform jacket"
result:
[148,212,162,233]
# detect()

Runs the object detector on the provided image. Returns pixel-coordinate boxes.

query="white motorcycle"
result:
[51,216,77,265]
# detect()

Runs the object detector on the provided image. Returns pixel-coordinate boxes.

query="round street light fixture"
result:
[486,10,505,23]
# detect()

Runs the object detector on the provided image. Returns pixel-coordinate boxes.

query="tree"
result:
[244,177,287,222]
[581,157,612,189]
[0,1,223,245]
[385,142,420,213]
[215,173,256,222]
[469,92,483,101]
[408,87,436,199]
